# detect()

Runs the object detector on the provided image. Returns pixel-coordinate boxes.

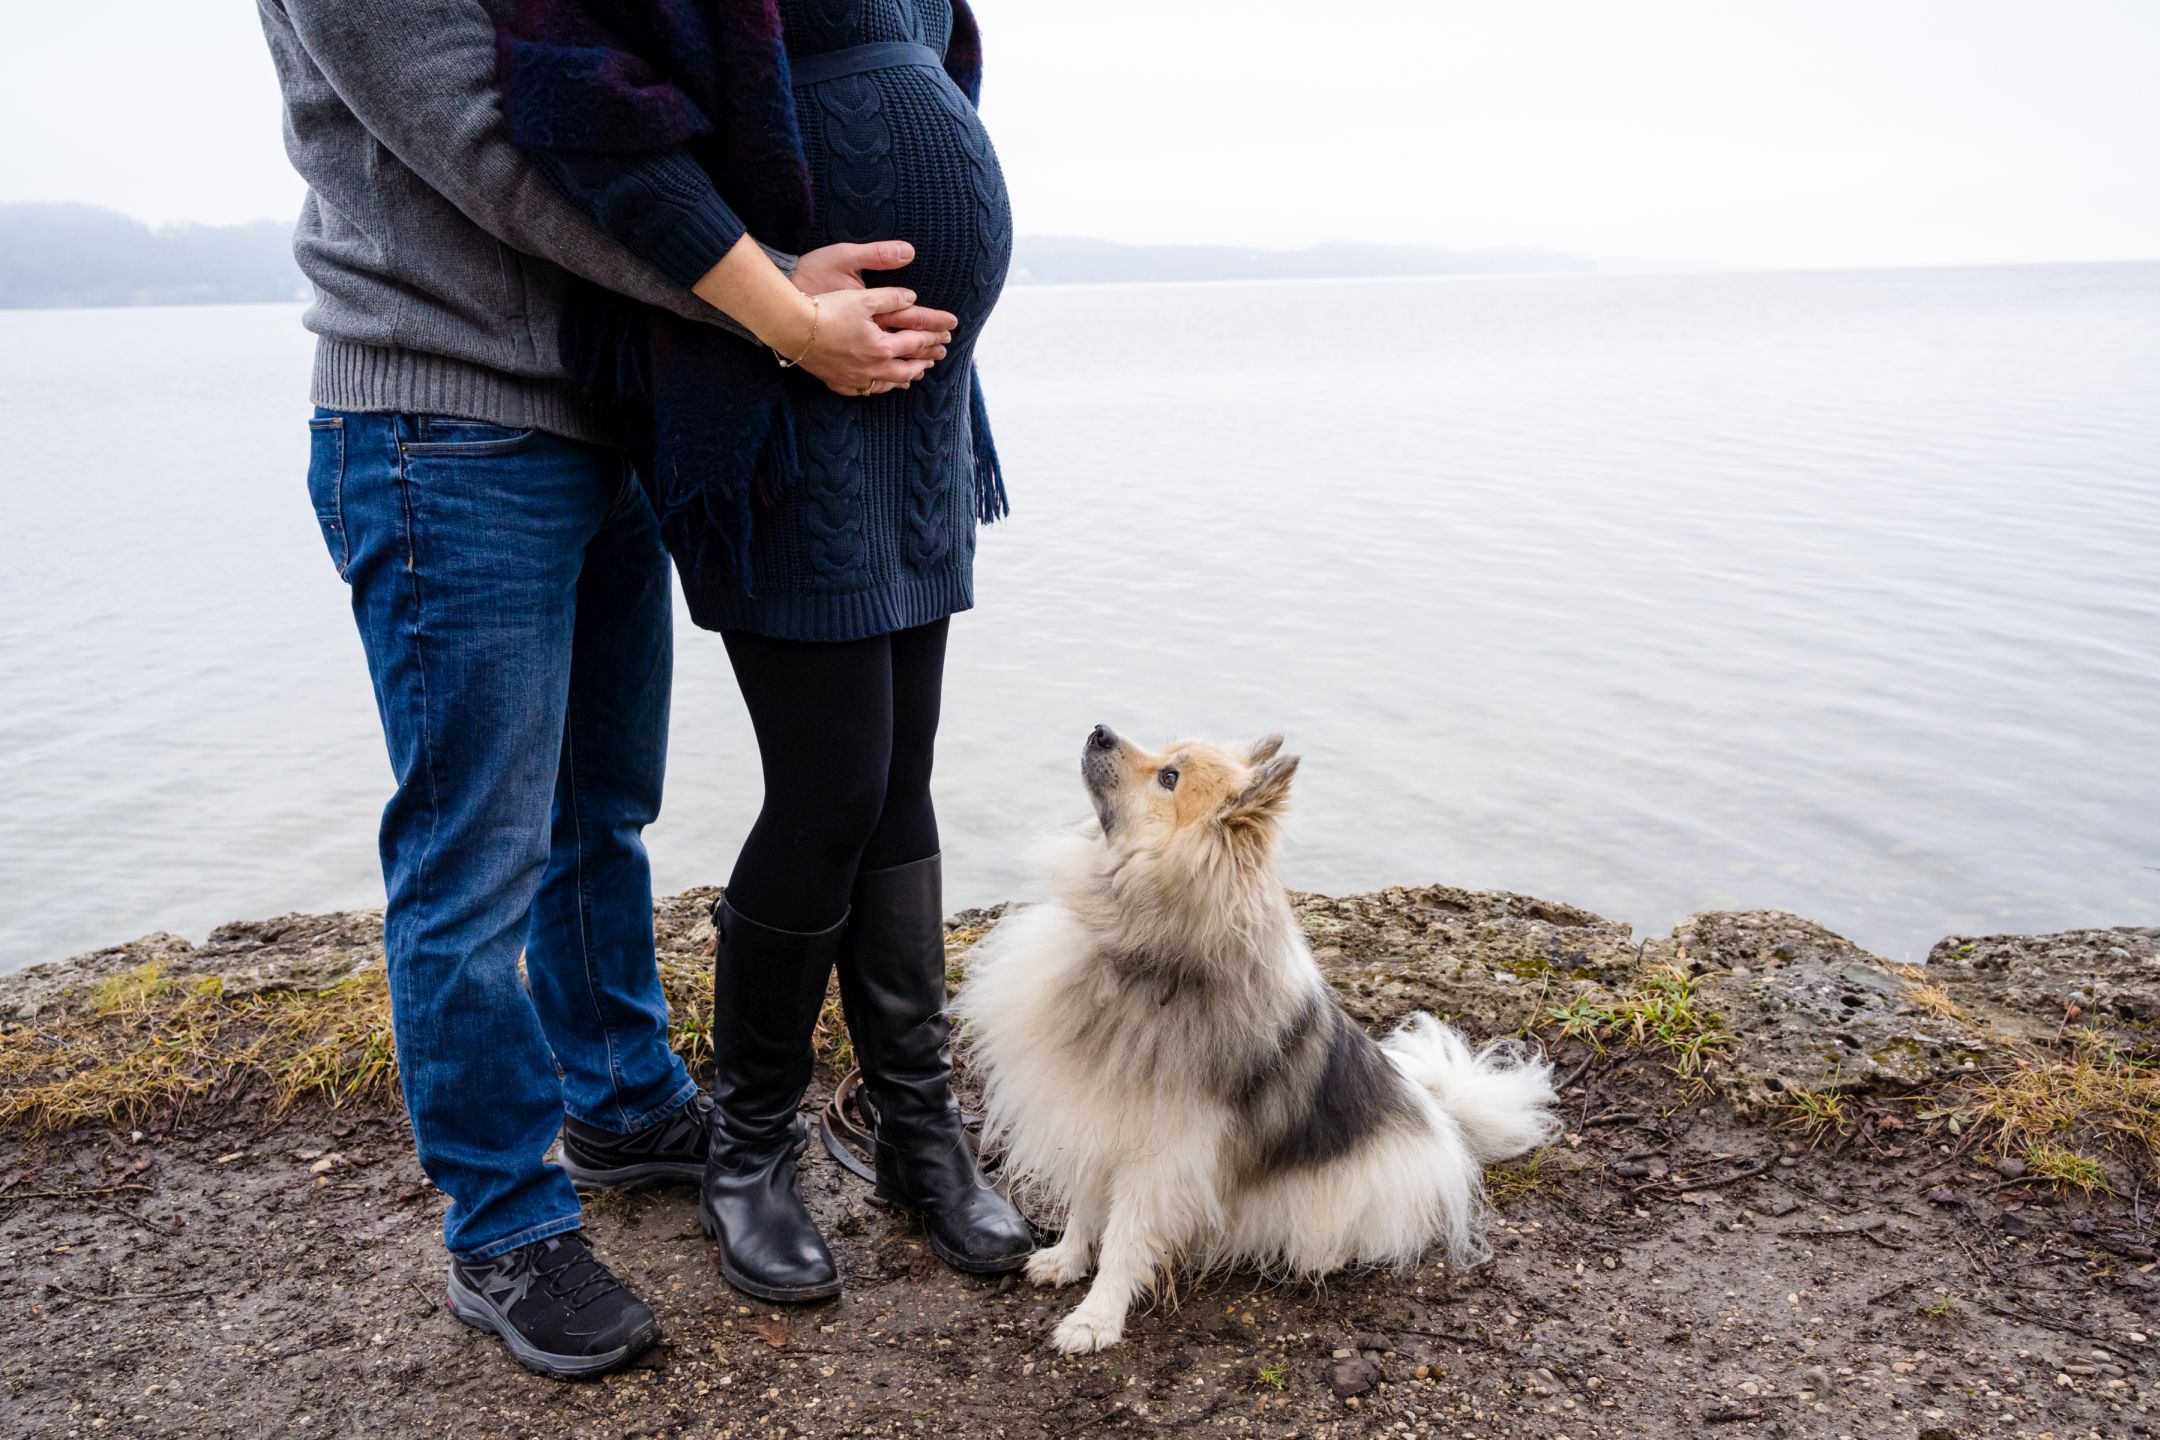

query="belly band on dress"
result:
[787,41,947,88]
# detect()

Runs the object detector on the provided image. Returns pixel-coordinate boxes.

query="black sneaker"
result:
[560,1094,712,1190]
[446,1232,661,1379]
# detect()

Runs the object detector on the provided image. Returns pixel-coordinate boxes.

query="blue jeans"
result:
[307,409,696,1259]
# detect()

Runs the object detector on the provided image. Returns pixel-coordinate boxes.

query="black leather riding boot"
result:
[836,854,1033,1274]
[700,897,846,1302]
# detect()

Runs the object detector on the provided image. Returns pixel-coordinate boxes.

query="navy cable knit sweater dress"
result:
[540,0,1013,643]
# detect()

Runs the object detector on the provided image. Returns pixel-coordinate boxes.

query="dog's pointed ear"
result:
[1246,733,1286,766]
[1222,752,1300,832]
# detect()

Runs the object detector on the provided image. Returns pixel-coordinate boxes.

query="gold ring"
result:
[858,382,877,397]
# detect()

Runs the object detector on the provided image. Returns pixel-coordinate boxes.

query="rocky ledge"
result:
[5,885,2156,1440]
[7,883,2154,1120]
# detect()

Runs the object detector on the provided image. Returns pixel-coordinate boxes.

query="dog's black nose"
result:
[1088,723,1117,751]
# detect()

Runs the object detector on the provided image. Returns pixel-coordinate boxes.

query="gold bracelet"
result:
[774,295,819,368]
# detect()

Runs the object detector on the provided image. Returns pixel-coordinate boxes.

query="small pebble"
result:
[1328,1357,1379,1400]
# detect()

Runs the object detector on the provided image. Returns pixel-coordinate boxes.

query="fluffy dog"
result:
[954,726,1559,1354]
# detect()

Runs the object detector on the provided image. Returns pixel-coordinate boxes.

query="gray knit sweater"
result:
[256,0,784,445]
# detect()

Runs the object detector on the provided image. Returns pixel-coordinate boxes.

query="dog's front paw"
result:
[1050,1305,1125,1354]
[1026,1241,1093,1288]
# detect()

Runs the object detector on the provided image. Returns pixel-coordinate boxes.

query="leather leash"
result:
[816,1068,998,1185]
[818,1070,881,1184]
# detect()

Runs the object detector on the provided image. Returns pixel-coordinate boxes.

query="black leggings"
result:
[719,618,948,933]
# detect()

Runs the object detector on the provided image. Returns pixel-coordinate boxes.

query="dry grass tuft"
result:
[1891,964,1972,1025]
[1935,1042,2159,1193]
[1484,1149,1558,1206]
[943,924,989,951]
[814,998,855,1073]
[0,962,398,1135]
[2,926,1004,1136]
[1546,967,1731,1085]
[656,951,715,1075]
[1776,1087,1851,1141]
[2021,1143,2109,1196]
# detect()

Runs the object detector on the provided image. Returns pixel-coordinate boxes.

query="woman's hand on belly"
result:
[795,286,954,397]
[692,234,955,397]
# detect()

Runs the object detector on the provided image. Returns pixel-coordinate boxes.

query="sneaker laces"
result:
[530,1234,623,1312]
[662,1092,715,1150]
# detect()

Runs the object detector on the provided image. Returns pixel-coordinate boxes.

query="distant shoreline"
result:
[1,203,1598,310]
[8,204,2158,311]
[3,254,2156,317]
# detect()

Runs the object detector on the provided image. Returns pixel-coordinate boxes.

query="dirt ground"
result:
[5,1046,2153,1440]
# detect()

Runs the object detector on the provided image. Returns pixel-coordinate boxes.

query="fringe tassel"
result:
[657,394,804,602]
[754,395,802,506]
[968,367,1009,524]
[660,449,757,601]
[559,284,650,404]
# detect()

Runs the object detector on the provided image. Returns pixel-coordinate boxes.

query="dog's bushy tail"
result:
[1383,1013,1560,1164]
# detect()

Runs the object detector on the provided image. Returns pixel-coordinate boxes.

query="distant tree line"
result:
[0,205,1594,310]
[0,204,307,309]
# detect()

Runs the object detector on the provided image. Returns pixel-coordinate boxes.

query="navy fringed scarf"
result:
[497,0,1001,597]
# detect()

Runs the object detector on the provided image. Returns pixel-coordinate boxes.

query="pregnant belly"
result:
[794,65,1013,325]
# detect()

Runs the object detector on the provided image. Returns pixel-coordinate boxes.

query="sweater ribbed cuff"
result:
[621,151,750,289]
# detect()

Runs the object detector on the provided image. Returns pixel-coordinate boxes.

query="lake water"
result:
[2,265,2155,970]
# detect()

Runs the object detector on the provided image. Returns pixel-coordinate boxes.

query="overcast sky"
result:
[4,1,2155,269]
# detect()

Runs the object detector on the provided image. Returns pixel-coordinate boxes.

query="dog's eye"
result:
[1157,768,1179,791]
